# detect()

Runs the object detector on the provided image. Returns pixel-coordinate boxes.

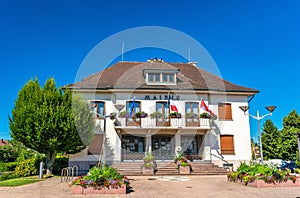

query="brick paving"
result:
[0,175,300,198]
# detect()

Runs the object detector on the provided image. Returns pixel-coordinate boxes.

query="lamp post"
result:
[91,104,125,168]
[239,105,277,165]
[297,132,300,162]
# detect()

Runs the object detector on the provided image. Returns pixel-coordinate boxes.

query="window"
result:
[218,103,232,120]
[126,101,140,115]
[90,101,105,118]
[156,102,169,126]
[185,102,199,115]
[220,135,235,155]
[144,69,177,85]
[88,134,103,155]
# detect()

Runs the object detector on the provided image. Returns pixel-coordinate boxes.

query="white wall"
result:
[72,91,252,166]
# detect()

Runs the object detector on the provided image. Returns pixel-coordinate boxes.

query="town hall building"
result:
[67,59,258,172]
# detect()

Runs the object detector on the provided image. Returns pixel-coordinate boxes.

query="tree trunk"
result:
[45,151,58,175]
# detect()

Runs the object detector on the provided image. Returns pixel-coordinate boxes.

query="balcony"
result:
[115,117,211,129]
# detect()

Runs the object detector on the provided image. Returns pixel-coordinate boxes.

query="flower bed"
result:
[71,184,127,194]
[247,179,300,188]
[228,162,299,188]
[70,166,129,195]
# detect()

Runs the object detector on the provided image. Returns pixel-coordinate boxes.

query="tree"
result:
[9,78,94,174]
[261,119,280,160]
[279,110,300,161]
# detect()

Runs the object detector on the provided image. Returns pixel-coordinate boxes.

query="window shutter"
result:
[218,103,232,120]
[220,135,234,155]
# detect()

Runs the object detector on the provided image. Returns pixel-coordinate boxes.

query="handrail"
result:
[211,153,229,164]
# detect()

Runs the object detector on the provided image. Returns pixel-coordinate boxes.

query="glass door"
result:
[185,102,199,127]
[121,135,145,161]
[156,102,169,126]
[152,135,175,160]
[181,135,202,161]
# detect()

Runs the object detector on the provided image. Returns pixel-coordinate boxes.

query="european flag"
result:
[129,97,135,117]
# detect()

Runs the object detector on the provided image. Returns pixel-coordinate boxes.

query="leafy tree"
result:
[261,119,280,160]
[279,110,300,160]
[9,78,94,174]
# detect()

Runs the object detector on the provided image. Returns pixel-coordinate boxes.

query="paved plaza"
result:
[0,175,300,198]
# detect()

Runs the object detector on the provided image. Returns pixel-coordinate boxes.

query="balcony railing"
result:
[115,117,211,129]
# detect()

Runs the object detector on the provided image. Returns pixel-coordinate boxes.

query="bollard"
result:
[39,162,44,179]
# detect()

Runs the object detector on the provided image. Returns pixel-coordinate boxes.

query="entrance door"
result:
[156,102,170,126]
[181,135,202,161]
[121,135,145,161]
[152,135,175,160]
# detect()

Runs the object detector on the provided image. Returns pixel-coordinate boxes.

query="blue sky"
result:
[0,0,299,141]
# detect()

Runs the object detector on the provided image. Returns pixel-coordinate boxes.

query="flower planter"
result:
[105,184,126,194]
[93,186,105,194]
[179,166,190,174]
[247,179,300,188]
[143,167,154,175]
[71,185,127,195]
[71,185,82,194]
[83,186,94,195]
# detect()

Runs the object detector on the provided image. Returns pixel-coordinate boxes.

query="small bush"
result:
[0,172,19,181]
[52,156,69,175]
[15,158,40,177]
[0,162,18,172]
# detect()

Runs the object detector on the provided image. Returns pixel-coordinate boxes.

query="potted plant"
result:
[135,111,148,118]
[119,111,130,118]
[170,112,181,118]
[150,111,162,119]
[142,151,154,174]
[200,112,211,119]
[174,152,191,174]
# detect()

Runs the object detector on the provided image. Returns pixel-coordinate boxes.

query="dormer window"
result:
[144,69,178,85]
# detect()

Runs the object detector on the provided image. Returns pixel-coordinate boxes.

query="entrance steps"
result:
[112,161,228,176]
[112,162,143,176]
[189,162,228,175]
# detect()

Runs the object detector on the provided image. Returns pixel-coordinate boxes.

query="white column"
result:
[114,130,122,163]
[175,130,182,155]
[146,130,152,153]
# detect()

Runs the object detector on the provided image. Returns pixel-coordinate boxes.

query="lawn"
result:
[0,176,43,187]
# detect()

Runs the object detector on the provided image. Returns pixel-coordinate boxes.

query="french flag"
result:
[200,98,215,116]
[168,94,178,112]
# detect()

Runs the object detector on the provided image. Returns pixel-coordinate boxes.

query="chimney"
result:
[188,62,197,66]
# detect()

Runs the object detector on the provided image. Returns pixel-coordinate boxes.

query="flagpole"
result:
[168,93,171,126]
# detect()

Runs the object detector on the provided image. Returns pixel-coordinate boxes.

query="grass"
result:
[0,175,43,187]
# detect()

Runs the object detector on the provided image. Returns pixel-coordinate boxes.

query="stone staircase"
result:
[112,161,228,176]
[190,162,228,175]
[155,162,178,175]
[112,162,143,176]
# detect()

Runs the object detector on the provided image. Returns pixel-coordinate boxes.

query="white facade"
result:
[69,91,252,171]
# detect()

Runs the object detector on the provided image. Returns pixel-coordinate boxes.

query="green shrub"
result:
[0,172,19,181]
[0,145,18,162]
[52,156,68,175]
[0,162,18,172]
[15,158,40,177]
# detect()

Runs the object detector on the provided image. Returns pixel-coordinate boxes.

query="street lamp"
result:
[239,105,277,165]
[297,132,300,162]
[91,104,125,168]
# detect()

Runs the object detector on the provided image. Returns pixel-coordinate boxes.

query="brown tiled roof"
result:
[0,139,9,147]
[68,61,258,94]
